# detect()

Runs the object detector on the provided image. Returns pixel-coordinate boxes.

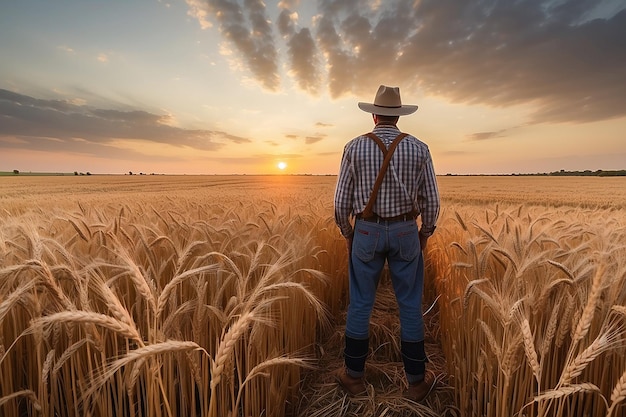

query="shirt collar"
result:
[373,123,400,133]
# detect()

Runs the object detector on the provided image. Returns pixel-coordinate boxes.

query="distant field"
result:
[1,175,625,417]
[0,171,76,176]
[1,174,625,210]
[437,175,626,208]
[0,173,626,203]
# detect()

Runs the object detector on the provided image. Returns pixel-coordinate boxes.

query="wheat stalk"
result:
[559,334,608,385]
[0,279,39,323]
[104,232,157,314]
[520,317,541,383]
[532,382,603,402]
[556,294,575,348]
[559,318,625,386]
[477,319,502,362]
[571,264,605,345]
[52,337,93,376]
[157,264,220,319]
[31,311,144,345]
[210,311,255,390]
[540,300,561,360]
[0,390,42,412]
[83,340,206,402]
[608,370,626,417]
[232,356,315,415]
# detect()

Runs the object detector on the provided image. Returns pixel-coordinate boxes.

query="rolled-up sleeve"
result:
[334,144,355,238]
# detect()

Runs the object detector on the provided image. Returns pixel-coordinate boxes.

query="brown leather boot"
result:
[332,368,367,396]
[403,373,435,402]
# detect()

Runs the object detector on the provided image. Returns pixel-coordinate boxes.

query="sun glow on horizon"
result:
[277,161,287,170]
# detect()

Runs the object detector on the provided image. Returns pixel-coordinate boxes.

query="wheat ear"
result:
[83,340,205,401]
[0,279,39,323]
[0,390,42,412]
[533,383,603,402]
[540,300,561,360]
[559,317,624,386]
[157,264,219,319]
[559,334,608,385]
[210,311,255,390]
[520,317,541,383]
[31,311,144,345]
[607,370,626,417]
[477,319,502,361]
[571,264,605,345]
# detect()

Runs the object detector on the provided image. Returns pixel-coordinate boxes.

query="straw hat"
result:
[358,85,418,116]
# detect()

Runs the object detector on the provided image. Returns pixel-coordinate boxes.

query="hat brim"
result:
[358,102,418,116]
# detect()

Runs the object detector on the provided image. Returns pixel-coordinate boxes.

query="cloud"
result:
[286,27,320,93]
[58,45,75,54]
[315,122,333,128]
[305,134,325,144]
[278,8,321,93]
[282,132,326,144]
[0,89,251,156]
[277,0,300,9]
[466,130,508,141]
[188,0,280,90]
[187,0,626,124]
[394,0,626,124]
[185,0,213,29]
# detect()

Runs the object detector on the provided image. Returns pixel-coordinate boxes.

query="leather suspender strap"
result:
[361,132,408,218]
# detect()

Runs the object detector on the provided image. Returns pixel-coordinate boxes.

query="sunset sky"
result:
[1,0,625,175]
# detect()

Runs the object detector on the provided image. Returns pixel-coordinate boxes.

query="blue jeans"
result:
[346,218,424,342]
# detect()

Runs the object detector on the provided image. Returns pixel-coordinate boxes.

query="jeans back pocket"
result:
[354,227,379,262]
[397,228,419,261]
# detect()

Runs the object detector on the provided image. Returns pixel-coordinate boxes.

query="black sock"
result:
[344,336,369,375]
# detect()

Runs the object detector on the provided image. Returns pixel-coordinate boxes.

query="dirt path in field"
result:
[295,275,458,417]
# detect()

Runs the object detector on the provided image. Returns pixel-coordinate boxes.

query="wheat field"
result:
[1,174,625,417]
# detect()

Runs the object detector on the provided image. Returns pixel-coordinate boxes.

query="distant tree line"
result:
[446,170,626,177]
[10,170,91,175]
[544,169,626,177]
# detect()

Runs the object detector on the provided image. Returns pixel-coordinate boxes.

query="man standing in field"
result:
[333,85,440,402]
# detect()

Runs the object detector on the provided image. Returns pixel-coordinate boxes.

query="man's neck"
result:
[375,121,398,127]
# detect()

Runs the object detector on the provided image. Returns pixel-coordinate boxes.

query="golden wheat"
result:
[1,175,625,417]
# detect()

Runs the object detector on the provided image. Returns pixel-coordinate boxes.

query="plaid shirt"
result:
[334,124,440,238]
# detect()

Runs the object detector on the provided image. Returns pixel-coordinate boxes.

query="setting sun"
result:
[277,161,287,170]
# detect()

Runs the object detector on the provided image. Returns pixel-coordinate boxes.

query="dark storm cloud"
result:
[191,0,626,124]
[0,89,251,154]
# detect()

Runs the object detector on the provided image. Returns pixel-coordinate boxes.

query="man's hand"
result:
[346,235,353,257]
[419,232,428,252]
